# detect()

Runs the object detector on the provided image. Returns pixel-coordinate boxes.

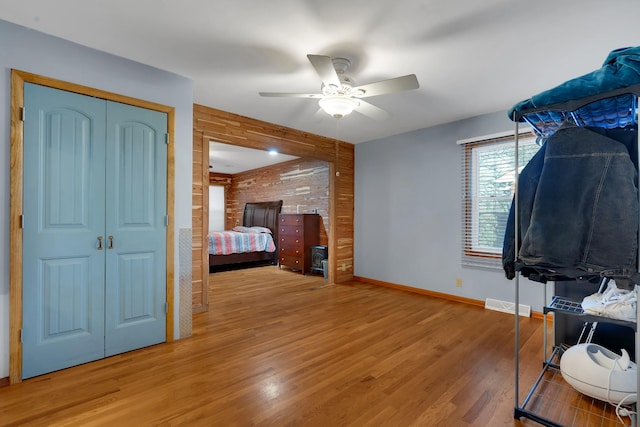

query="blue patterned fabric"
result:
[508,46,640,134]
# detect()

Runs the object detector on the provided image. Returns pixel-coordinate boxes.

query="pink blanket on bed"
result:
[208,231,276,255]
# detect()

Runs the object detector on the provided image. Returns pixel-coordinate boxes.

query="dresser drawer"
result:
[279,245,302,257]
[280,254,302,268]
[280,215,303,226]
[280,235,302,247]
[280,225,303,237]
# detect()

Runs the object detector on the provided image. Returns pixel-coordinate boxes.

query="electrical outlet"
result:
[455,278,462,287]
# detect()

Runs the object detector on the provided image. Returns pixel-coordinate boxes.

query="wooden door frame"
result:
[192,104,355,314]
[9,69,176,384]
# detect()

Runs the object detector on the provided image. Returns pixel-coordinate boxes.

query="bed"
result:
[209,200,283,271]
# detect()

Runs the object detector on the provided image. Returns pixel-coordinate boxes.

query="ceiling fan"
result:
[259,54,419,119]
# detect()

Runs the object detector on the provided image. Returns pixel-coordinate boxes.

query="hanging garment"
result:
[502,126,639,282]
[502,142,546,280]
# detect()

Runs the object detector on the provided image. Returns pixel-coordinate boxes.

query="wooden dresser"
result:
[278,214,320,274]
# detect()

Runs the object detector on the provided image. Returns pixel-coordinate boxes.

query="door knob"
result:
[108,236,114,249]
[97,236,103,250]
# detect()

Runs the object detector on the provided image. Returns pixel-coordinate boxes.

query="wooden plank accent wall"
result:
[192,133,208,313]
[193,104,354,312]
[333,142,355,276]
[219,158,329,246]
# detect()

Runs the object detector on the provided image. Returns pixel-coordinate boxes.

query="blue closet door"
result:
[22,83,107,378]
[104,101,167,356]
[21,83,167,378]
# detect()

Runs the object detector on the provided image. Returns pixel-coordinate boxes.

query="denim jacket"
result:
[502,125,639,282]
[502,142,546,280]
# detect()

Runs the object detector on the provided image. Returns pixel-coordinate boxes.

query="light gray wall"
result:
[354,111,551,313]
[0,19,194,378]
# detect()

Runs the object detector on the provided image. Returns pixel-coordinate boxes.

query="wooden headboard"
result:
[243,200,283,243]
[243,200,283,228]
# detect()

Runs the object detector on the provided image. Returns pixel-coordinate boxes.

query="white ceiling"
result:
[2,0,640,146]
[209,141,298,174]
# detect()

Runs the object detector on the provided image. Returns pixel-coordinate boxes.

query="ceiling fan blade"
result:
[259,92,323,98]
[355,100,390,120]
[307,54,341,88]
[353,74,419,98]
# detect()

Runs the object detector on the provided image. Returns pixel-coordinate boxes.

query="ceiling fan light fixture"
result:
[319,96,359,118]
[260,54,419,119]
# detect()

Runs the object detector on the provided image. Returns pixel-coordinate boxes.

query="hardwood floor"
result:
[0,266,622,426]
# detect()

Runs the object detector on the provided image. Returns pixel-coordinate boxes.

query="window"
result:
[460,130,540,268]
[209,185,225,231]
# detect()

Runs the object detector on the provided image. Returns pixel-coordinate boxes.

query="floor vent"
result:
[485,298,531,317]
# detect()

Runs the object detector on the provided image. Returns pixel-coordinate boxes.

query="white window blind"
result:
[460,130,540,269]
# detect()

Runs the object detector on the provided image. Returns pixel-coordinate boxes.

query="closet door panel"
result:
[104,101,167,356]
[22,83,106,379]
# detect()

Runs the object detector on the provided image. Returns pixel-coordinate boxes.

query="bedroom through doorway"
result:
[192,103,355,315]
[207,141,330,275]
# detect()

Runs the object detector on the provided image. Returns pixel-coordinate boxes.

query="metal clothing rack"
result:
[512,83,640,426]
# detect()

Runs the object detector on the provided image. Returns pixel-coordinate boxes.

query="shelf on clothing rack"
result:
[545,296,637,332]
